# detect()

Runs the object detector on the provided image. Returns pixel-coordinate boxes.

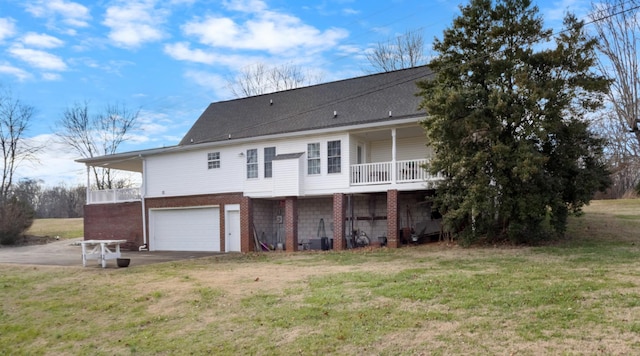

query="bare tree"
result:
[0,88,39,201]
[56,101,140,190]
[591,110,640,197]
[590,0,640,196]
[366,29,426,73]
[0,89,39,244]
[227,63,323,98]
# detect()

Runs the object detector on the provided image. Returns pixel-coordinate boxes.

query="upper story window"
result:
[308,143,320,175]
[264,147,276,178]
[246,149,258,179]
[328,140,341,174]
[207,152,220,169]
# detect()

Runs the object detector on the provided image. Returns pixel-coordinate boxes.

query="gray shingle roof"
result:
[180,65,434,146]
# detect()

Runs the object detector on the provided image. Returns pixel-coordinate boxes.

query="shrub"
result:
[0,198,35,245]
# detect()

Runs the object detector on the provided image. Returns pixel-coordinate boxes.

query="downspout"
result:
[139,155,148,251]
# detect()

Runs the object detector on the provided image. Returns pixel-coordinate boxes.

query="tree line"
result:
[12,179,85,219]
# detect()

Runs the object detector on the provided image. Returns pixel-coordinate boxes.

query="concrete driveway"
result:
[0,238,222,268]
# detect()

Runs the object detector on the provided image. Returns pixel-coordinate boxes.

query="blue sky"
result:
[0,0,590,186]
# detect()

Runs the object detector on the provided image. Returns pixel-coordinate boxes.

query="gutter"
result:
[139,155,148,251]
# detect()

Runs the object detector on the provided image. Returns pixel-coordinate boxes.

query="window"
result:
[264,147,276,178]
[207,152,220,169]
[246,149,258,178]
[328,140,341,173]
[307,143,320,175]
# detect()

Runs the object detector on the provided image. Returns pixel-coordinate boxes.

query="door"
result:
[226,205,241,252]
[150,207,220,251]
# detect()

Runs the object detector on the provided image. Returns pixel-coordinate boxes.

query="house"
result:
[77,65,444,253]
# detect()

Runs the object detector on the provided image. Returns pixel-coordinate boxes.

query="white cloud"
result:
[137,110,171,136]
[164,42,265,69]
[181,10,348,55]
[8,45,67,71]
[41,72,62,81]
[103,0,167,48]
[14,135,86,187]
[25,0,91,28]
[0,18,17,42]
[184,70,230,98]
[0,62,32,81]
[342,8,360,15]
[222,0,267,13]
[164,42,219,64]
[21,32,65,48]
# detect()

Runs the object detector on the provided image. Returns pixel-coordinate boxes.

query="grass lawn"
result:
[2,200,640,354]
[26,218,83,239]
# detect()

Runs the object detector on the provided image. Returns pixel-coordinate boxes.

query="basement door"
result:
[150,207,220,251]
[225,205,241,252]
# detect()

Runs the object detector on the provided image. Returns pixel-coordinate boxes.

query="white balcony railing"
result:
[88,188,141,204]
[350,159,441,185]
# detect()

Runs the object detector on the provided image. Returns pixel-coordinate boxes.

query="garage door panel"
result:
[151,207,220,251]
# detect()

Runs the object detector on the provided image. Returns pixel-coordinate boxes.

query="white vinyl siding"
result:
[143,127,429,199]
[370,136,429,162]
[145,147,245,197]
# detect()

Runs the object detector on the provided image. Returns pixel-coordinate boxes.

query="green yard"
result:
[2,200,640,354]
[26,218,83,239]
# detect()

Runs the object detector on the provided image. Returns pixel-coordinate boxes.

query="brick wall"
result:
[241,196,253,252]
[333,193,346,250]
[84,193,248,252]
[84,202,143,250]
[387,190,399,248]
[284,197,298,251]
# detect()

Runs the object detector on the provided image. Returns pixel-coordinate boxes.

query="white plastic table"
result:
[79,239,127,268]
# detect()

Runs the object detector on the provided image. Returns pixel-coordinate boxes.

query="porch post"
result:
[391,128,397,182]
[284,196,299,251]
[332,193,346,250]
[387,189,400,248]
[241,196,253,252]
[86,165,90,204]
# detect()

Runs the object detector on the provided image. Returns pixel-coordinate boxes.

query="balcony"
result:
[350,159,442,185]
[88,187,141,204]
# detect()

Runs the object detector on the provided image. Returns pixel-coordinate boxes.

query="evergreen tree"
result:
[418,0,611,243]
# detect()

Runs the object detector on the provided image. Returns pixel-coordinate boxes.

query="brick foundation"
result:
[84,202,143,250]
[84,193,249,252]
[83,190,426,253]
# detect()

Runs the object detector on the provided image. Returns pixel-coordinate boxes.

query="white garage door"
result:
[150,207,220,251]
